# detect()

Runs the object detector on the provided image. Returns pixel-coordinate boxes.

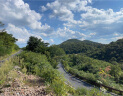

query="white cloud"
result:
[58,1,123,41]
[7,23,30,43]
[79,8,123,37]
[6,23,43,45]
[0,0,55,47]
[55,27,86,40]
[89,32,96,36]
[112,36,123,40]
[45,0,91,22]
[50,39,54,43]
[0,0,43,30]
[45,39,54,45]
[41,6,47,12]
[1,0,123,46]
[0,0,53,32]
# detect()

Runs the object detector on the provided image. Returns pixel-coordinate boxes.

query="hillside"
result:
[59,38,123,63]
[59,39,105,54]
[62,54,123,94]
[91,38,123,63]
[0,69,52,96]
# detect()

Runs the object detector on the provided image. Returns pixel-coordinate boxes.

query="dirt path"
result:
[0,69,53,96]
[0,50,23,64]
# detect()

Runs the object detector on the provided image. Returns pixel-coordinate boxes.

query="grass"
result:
[0,59,14,87]
[0,49,20,61]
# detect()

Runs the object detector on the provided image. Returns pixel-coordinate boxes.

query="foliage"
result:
[59,38,123,63]
[59,39,104,54]
[0,59,14,87]
[19,51,69,95]
[26,36,48,53]
[91,38,123,63]
[62,54,123,91]
[0,22,19,56]
[75,87,87,95]
[99,66,111,84]
[48,45,65,57]
[73,87,111,96]
[25,36,66,68]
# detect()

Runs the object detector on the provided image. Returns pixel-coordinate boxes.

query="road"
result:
[57,63,94,89]
[57,63,119,96]
[0,50,22,64]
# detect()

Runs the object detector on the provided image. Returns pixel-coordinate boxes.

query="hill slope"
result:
[59,39,105,54]
[60,38,123,63]
[91,38,123,63]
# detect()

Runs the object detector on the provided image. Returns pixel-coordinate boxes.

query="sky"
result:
[0,0,123,47]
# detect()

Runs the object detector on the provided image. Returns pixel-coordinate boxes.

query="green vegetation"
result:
[59,39,105,54]
[26,36,65,68]
[23,36,113,95]
[20,36,70,95]
[61,54,123,93]
[0,32,122,95]
[0,22,19,57]
[73,87,111,96]
[0,57,18,88]
[90,38,123,63]
[59,38,123,63]
[18,51,69,95]
[26,36,49,53]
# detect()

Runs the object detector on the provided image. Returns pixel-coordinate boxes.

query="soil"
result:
[0,69,53,96]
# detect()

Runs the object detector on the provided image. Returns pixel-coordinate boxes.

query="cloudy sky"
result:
[0,0,123,47]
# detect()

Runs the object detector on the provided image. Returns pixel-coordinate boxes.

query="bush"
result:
[75,87,87,95]
[19,51,69,95]
[0,59,14,87]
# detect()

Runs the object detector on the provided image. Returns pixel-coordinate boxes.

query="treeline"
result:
[61,54,123,93]
[0,22,19,56]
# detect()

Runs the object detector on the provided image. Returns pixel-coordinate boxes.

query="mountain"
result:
[91,38,123,63]
[59,39,105,54]
[60,38,123,63]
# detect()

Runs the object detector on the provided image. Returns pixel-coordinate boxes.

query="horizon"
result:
[0,0,123,47]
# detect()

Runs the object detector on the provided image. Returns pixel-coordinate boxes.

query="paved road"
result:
[0,50,22,64]
[57,63,119,96]
[57,63,94,89]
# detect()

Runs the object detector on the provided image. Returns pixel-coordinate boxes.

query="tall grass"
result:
[0,59,14,87]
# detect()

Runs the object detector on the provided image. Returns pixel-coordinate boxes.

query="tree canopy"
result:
[0,22,19,56]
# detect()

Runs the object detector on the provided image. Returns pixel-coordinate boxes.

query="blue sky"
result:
[0,0,123,47]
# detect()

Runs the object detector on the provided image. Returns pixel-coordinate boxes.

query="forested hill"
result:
[91,38,123,63]
[59,38,123,63]
[59,39,105,54]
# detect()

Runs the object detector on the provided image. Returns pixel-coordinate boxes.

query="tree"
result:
[0,22,18,56]
[26,36,46,53]
[0,32,17,47]
[48,45,65,57]
[110,65,121,82]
